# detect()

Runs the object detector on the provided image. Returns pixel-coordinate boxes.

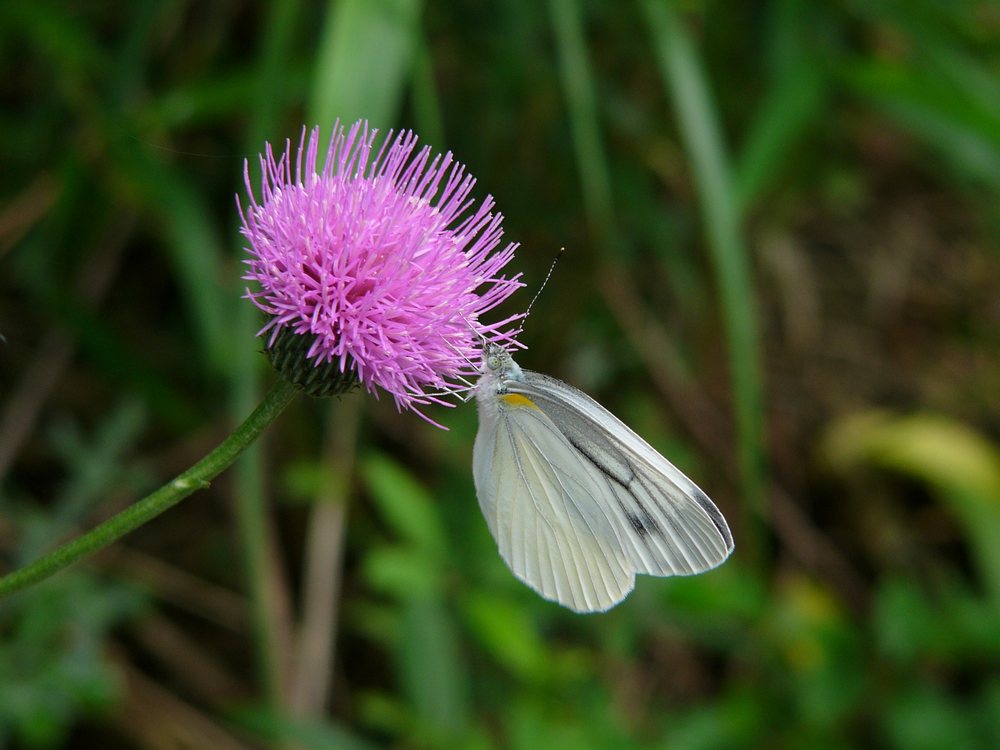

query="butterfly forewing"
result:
[510,371,734,568]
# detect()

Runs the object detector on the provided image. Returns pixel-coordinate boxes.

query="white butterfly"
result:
[473,342,733,612]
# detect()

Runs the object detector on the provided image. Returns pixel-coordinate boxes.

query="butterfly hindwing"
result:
[475,399,635,611]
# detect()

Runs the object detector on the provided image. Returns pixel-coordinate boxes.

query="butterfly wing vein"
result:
[491,408,635,612]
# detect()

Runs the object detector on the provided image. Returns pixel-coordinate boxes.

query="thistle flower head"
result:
[238,121,523,422]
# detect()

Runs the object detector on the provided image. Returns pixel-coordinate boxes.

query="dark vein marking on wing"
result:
[553,431,704,571]
[561,432,666,538]
[517,379,733,552]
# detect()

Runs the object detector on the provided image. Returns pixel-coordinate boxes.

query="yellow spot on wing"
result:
[501,393,539,409]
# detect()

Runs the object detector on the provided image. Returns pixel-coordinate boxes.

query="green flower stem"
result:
[0,378,299,599]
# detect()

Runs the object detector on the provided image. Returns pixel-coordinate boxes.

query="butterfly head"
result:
[480,342,523,384]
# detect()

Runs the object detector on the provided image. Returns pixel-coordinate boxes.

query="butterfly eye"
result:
[487,354,501,371]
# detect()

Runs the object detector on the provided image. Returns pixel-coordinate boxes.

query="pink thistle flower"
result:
[238,121,524,422]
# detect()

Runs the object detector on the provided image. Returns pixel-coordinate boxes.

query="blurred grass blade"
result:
[926,43,1000,123]
[232,706,378,750]
[410,36,445,148]
[5,0,107,82]
[309,0,424,130]
[844,60,1000,188]
[231,0,305,711]
[641,1,766,538]
[548,0,616,246]
[822,411,1000,600]
[736,0,828,210]
[399,597,469,739]
[734,63,826,211]
[111,141,230,376]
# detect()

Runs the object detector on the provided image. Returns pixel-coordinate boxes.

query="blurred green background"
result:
[3,0,1000,747]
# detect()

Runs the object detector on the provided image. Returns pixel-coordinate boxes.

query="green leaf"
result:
[885,683,977,750]
[363,545,442,599]
[462,592,549,682]
[822,411,1000,599]
[361,452,447,558]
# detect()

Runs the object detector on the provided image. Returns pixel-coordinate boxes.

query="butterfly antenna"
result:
[523,247,565,324]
